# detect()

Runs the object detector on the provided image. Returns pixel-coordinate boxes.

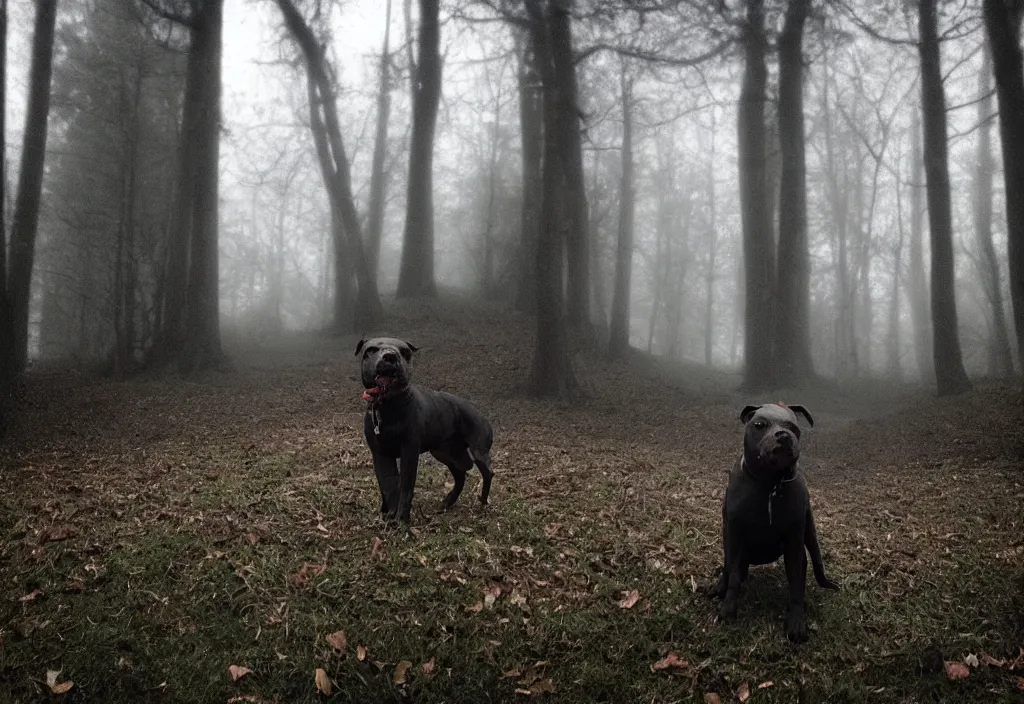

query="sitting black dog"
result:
[355,337,494,523]
[707,403,839,642]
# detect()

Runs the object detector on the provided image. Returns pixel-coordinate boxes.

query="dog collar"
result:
[362,383,409,435]
[741,458,796,526]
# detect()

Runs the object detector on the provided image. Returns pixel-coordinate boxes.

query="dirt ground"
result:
[1,295,1023,703]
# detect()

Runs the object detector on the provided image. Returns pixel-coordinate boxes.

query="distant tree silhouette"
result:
[7,0,58,374]
[397,0,441,298]
[917,0,971,395]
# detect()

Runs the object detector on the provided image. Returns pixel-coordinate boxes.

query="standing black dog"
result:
[356,337,494,523]
[707,403,839,642]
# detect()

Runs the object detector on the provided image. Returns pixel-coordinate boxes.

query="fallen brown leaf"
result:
[245,532,260,545]
[737,681,750,702]
[1015,675,1024,690]
[703,694,722,704]
[979,651,1006,667]
[326,630,346,651]
[483,584,502,608]
[40,525,75,544]
[314,667,332,695]
[393,660,413,685]
[531,678,555,695]
[944,661,970,681]
[466,601,484,614]
[514,688,533,696]
[370,537,385,560]
[46,669,74,695]
[356,645,367,661]
[291,563,327,587]
[19,589,41,603]
[651,652,690,673]
[421,657,436,675]
[617,589,640,609]
[758,681,774,689]
[228,665,253,681]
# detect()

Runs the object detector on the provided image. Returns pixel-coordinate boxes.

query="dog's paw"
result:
[785,607,808,643]
[819,576,841,590]
[719,600,738,622]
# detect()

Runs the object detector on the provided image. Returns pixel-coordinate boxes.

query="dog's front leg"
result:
[396,442,420,523]
[719,526,745,621]
[371,454,400,517]
[782,530,809,643]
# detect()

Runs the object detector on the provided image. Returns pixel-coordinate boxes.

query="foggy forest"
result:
[0,0,1023,702]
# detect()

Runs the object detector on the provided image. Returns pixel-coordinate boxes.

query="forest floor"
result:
[1,294,1023,704]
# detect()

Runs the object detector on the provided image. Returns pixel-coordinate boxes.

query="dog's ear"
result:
[354,339,366,356]
[740,405,761,424]
[400,341,418,361]
[788,405,814,427]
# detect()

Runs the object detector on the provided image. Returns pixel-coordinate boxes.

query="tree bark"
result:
[549,0,590,333]
[396,0,441,298]
[703,112,718,368]
[774,0,813,386]
[918,0,972,395]
[515,32,542,314]
[608,63,634,359]
[887,163,905,379]
[907,109,932,383]
[7,0,58,373]
[738,0,775,390]
[0,0,13,394]
[365,0,393,281]
[525,0,575,396]
[178,0,228,374]
[982,0,1024,379]
[973,43,1014,376]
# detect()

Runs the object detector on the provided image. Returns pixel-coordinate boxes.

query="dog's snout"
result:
[382,351,400,364]
[775,430,793,443]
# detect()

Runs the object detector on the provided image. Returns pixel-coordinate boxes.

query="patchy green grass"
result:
[2,298,1023,702]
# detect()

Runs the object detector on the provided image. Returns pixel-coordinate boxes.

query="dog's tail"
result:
[805,512,840,590]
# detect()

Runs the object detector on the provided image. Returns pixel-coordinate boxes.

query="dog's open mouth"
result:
[374,374,395,388]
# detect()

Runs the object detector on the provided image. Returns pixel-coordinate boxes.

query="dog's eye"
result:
[753,420,767,429]
[364,346,378,357]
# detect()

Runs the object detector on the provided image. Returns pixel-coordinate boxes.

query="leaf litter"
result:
[2,297,1023,702]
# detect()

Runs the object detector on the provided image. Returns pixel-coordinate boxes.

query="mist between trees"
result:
[1,0,1022,398]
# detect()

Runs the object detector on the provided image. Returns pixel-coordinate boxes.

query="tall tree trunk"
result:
[276,0,381,329]
[396,0,440,298]
[774,0,813,386]
[907,109,932,383]
[918,0,972,395]
[0,0,13,395]
[704,112,718,367]
[549,0,590,334]
[179,0,228,374]
[973,44,1014,376]
[525,0,574,396]
[982,0,1024,378]
[479,59,506,298]
[608,64,634,359]
[887,164,905,379]
[516,32,542,314]
[821,56,852,378]
[115,66,143,377]
[7,0,57,373]
[365,0,393,281]
[152,29,201,365]
[738,0,775,390]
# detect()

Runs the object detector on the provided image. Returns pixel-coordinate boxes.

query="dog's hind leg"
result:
[468,447,493,505]
[430,445,472,509]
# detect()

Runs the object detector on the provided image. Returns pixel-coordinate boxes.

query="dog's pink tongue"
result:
[375,375,392,387]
